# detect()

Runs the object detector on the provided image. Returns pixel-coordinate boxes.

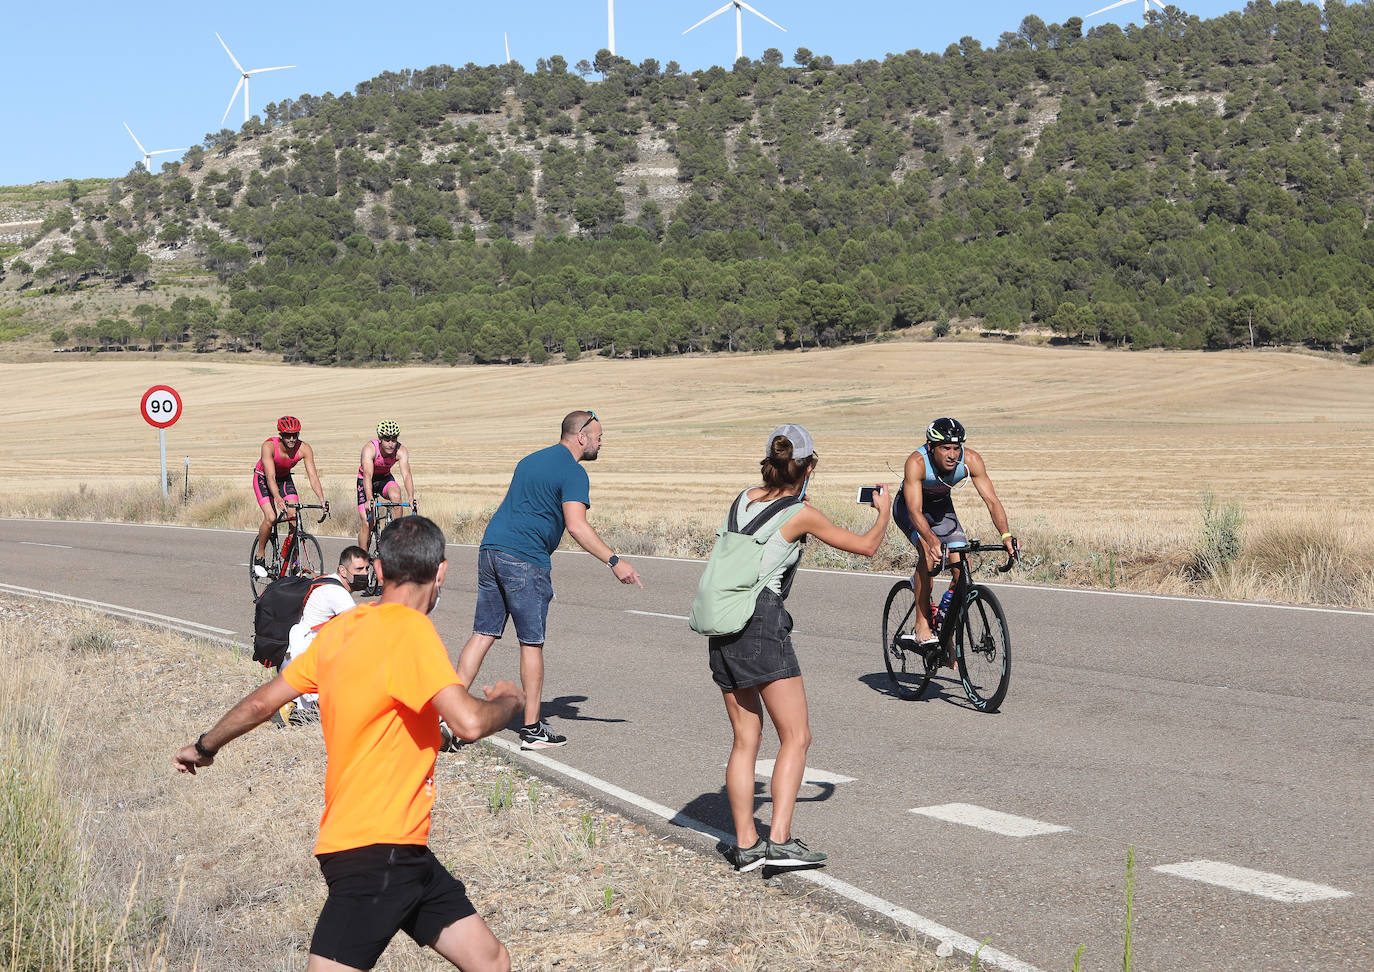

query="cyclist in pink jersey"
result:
[357,419,418,551]
[254,415,329,573]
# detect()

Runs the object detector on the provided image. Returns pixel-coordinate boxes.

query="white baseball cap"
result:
[766,424,815,459]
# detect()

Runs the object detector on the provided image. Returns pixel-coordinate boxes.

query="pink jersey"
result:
[359,439,401,478]
[254,436,303,479]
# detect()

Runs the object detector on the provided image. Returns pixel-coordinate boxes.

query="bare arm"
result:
[300,443,326,505]
[396,447,416,508]
[965,448,1012,550]
[781,485,892,556]
[260,439,282,505]
[174,675,300,774]
[430,680,525,743]
[903,452,942,564]
[564,501,642,588]
[360,441,376,504]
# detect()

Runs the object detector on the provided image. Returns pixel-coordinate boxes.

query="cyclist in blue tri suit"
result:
[892,417,1015,665]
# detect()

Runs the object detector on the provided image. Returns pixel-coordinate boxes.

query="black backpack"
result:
[252,575,344,668]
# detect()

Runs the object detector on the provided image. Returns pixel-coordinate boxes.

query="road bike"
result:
[249,500,329,597]
[881,538,1018,712]
[363,498,412,593]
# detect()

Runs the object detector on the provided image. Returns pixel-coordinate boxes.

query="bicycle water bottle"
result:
[933,588,954,626]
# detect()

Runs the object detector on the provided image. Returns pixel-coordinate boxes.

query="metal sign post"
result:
[140,385,184,501]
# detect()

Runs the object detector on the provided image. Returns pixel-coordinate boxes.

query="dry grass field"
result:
[8,341,1374,604]
[2,595,949,971]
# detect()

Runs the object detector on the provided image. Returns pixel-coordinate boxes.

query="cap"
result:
[766,424,815,460]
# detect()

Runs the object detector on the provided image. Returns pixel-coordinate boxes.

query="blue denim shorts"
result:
[708,589,802,690]
[473,548,553,645]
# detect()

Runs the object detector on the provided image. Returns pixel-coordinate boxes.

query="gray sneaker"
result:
[728,838,769,873]
[765,837,827,868]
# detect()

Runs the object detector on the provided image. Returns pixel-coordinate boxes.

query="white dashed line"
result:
[909,803,1071,837]
[753,759,855,785]
[1152,860,1352,903]
[625,609,689,620]
[18,541,73,548]
[493,738,1041,972]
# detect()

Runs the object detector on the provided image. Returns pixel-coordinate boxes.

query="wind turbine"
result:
[215,32,295,126]
[1087,0,1167,19]
[682,0,785,63]
[505,32,512,63]
[607,0,616,55]
[123,123,187,173]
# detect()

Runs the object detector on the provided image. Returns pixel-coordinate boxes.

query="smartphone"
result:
[856,485,882,505]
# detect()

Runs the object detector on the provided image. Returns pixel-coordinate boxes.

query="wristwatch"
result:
[607,554,620,568]
[194,732,218,759]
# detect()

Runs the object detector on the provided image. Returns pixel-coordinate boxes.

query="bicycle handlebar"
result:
[282,500,330,524]
[927,538,1019,576]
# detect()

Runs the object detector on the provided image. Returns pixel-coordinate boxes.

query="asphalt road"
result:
[3,518,1370,971]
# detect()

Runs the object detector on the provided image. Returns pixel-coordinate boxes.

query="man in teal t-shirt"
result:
[455,410,643,750]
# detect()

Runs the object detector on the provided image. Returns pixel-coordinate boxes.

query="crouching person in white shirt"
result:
[283,545,372,724]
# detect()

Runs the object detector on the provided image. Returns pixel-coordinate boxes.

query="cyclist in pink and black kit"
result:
[357,420,418,552]
[253,416,328,575]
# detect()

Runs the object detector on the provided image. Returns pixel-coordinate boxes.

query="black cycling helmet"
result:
[925,417,966,445]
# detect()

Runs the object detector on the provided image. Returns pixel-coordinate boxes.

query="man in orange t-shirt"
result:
[176,517,524,972]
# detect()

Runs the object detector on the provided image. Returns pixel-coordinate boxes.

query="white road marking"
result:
[0,583,237,639]
[18,541,72,548]
[1152,860,1352,902]
[754,758,855,785]
[910,803,1071,837]
[626,609,689,620]
[491,737,1041,972]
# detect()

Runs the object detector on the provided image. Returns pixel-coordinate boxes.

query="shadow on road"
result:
[543,694,629,724]
[857,671,1001,713]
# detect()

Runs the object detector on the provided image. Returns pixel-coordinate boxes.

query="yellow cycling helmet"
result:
[376,420,400,439]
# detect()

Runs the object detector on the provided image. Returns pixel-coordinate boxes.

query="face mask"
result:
[349,572,370,592]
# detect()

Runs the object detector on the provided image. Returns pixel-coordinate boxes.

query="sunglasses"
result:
[577,410,598,432]
[281,432,300,439]
[380,435,398,442]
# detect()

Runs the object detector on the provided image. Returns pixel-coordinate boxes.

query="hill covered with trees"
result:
[7,0,1374,363]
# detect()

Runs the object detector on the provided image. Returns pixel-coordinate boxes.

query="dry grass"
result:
[5,343,1373,606]
[0,595,945,971]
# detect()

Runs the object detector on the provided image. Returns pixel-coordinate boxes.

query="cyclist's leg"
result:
[894,500,936,642]
[253,469,276,559]
[720,685,765,849]
[356,476,371,550]
[928,508,967,668]
[381,477,402,515]
[758,675,811,845]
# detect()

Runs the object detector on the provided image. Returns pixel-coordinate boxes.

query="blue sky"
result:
[2,0,1250,187]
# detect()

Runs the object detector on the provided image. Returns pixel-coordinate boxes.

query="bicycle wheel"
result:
[249,530,282,598]
[955,585,1011,712]
[287,532,325,578]
[883,579,937,700]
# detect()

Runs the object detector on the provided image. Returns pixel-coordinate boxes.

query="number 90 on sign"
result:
[140,385,183,429]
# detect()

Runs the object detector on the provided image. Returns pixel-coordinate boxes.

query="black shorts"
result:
[311,844,476,969]
[893,491,967,548]
[356,474,397,515]
[708,589,801,690]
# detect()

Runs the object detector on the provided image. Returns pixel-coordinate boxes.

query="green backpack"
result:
[688,491,803,637]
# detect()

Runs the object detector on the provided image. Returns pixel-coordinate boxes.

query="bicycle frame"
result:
[931,539,1017,643]
[274,501,327,579]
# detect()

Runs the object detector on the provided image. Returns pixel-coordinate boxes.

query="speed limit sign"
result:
[140,385,182,429]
